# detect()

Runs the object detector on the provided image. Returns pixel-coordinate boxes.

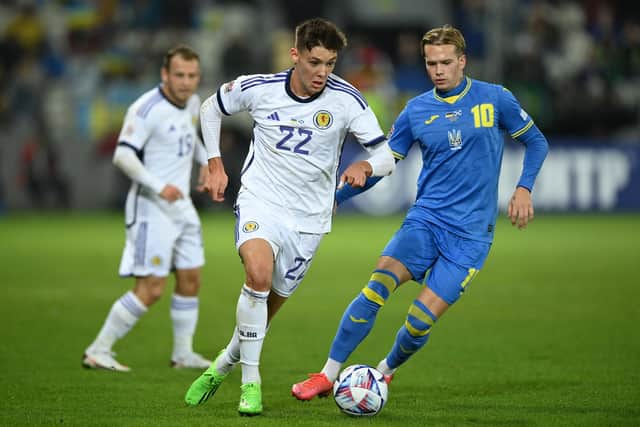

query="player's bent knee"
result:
[244,265,273,292]
[175,278,201,296]
[134,276,167,305]
[147,287,165,304]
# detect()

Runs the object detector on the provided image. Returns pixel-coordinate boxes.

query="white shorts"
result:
[234,191,324,297]
[119,195,204,277]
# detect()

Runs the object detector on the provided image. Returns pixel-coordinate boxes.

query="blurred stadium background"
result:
[0,0,638,213]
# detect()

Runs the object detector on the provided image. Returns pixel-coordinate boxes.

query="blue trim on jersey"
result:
[136,89,163,118]
[327,82,369,110]
[242,72,288,82]
[284,68,324,103]
[327,76,368,107]
[326,83,366,109]
[333,137,348,208]
[233,203,240,246]
[241,78,287,91]
[240,140,255,177]
[362,135,386,148]
[125,184,142,229]
[117,141,143,160]
[216,88,230,116]
[240,71,287,91]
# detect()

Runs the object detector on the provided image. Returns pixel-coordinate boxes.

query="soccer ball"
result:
[333,364,388,416]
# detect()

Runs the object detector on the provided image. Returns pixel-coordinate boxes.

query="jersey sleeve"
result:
[498,87,535,139]
[117,105,152,151]
[214,75,256,116]
[386,107,415,160]
[498,87,549,191]
[348,106,386,150]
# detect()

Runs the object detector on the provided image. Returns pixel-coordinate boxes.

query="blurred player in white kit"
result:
[82,45,211,372]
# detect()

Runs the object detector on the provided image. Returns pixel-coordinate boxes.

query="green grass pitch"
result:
[1,212,639,426]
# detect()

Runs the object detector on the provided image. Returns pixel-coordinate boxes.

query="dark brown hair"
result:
[294,18,347,53]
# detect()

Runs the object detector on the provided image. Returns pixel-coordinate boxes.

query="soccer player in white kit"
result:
[184,18,396,415]
[82,45,212,372]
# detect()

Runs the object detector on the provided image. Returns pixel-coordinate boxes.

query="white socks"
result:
[88,291,147,353]
[216,322,274,377]
[320,358,396,382]
[321,358,343,382]
[236,284,269,384]
[170,294,199,359]
[215,328,241,375]
[376,358,397,376]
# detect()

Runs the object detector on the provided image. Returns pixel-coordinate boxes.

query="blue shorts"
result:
[381,206,491,304]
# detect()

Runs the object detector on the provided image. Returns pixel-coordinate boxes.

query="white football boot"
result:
[82,350,131,372]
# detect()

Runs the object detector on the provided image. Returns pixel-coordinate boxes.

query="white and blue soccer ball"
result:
[333,364,388,416]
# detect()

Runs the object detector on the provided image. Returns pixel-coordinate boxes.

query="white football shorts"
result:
[234,190,325,297]
[119,195,204,277]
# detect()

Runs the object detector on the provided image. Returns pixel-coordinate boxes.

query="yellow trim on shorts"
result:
[460,268,479,289]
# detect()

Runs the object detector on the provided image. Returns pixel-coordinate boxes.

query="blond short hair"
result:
[421,25,466,57]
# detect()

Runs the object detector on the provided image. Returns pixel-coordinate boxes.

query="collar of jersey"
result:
[158,84,187,109]
[285,68,325,103]
[433,76,472,104]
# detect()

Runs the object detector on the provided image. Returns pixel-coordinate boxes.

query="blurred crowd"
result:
[502,0,639,137]
[0,0,638,210]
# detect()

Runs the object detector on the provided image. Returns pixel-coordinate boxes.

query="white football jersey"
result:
[117,86,201,223]
[216,69,386,233]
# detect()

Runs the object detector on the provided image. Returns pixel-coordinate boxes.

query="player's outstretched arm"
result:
[507,186,534,230]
